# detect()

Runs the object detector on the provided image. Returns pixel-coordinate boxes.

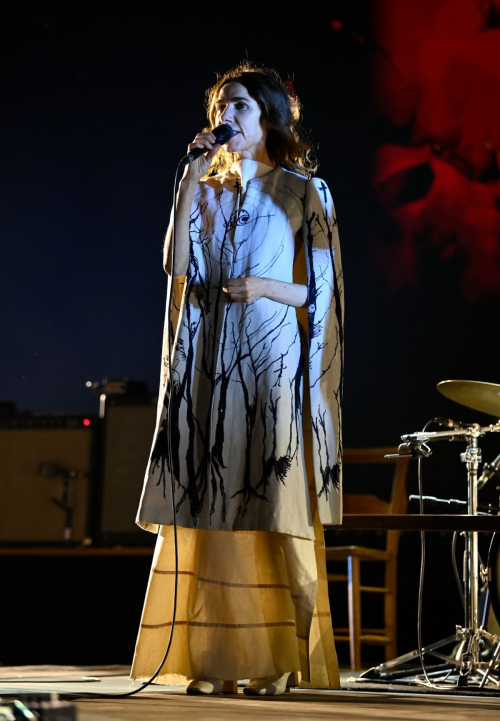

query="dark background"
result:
[2,1,500,668]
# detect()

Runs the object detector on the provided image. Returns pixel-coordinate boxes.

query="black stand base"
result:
[355,631,500,693]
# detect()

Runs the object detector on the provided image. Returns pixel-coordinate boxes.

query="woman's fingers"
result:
[226,278,248,293]
[182,133,220,181]
[187,132,216,153]
[187,140,212,152]
[224,276,263,303]
[206,143,221,162]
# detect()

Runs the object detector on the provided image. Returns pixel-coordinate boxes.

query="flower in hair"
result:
[284,80,297,99]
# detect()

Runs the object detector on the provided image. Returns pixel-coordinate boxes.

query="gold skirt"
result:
[131,481,339,687]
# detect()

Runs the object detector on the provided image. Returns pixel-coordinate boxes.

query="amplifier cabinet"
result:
[95,397,158,542]
[0,421,92,541]
[0,399,159,544]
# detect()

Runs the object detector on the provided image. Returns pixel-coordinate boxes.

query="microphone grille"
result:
[213,123,234,144]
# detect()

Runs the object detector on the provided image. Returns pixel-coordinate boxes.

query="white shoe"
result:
[243,672,296,696]
[186,678,237,695]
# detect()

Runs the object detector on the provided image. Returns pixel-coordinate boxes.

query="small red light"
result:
[331,20,345,33]
[83,418,91,427]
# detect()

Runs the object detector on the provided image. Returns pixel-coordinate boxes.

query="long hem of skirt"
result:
[129,520,339,688]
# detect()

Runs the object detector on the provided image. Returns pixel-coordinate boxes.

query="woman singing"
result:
[131,61,344,696]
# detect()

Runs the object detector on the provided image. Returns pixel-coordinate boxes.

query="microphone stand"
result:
[51,470,74,542]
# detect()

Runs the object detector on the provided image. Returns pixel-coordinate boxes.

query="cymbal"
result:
[437,380,500,418]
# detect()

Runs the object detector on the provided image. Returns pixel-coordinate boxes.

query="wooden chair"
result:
[325,447,410,671]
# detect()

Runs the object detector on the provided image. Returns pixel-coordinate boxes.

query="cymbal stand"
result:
[457,428,480,685]
[358,423,500,689]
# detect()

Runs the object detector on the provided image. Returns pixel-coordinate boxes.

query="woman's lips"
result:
[224,130,239,145]
[224,133,239,146]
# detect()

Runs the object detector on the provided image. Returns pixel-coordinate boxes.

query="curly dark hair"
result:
[205,61,317,178]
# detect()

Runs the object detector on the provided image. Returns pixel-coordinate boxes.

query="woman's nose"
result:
[220,106,233,123]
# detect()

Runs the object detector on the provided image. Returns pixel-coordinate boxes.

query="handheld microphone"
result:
[179,124,234,166]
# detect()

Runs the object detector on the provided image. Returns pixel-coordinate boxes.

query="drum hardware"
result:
[408,495,500,515]
[358,383,500,689]
[395,441,432,458]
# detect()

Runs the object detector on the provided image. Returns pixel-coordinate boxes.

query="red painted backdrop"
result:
[370,0,500,300]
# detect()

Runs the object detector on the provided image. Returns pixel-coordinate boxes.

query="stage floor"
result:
[2,666,500,720]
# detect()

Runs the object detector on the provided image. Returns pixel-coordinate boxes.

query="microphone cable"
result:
[451,530,465,608]
[61,160,185,700]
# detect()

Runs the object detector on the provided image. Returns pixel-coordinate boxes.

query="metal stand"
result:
[38,462,84,542]
[51,470,74,542]
[358,423,500,690]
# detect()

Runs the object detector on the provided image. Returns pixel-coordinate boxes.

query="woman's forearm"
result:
[225,276,308,307]
[262,278,308,308]
[164,178,198,277]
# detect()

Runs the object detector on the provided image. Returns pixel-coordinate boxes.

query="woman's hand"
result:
[182,131,221,182]
[224,276,266,303]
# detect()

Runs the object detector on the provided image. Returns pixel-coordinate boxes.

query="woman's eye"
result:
[235,102,248,110]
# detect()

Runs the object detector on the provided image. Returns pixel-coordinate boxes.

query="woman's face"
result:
[214,81,269,160]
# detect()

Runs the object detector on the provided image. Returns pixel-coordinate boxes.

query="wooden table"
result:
[0,545,155,555]
[332,514,500,532]
[1,514,499,558]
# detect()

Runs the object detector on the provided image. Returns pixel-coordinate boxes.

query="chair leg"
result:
[384,558,397,662]
[347,555,361,671]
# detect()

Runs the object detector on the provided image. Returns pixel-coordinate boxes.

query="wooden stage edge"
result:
[1,667,500,721]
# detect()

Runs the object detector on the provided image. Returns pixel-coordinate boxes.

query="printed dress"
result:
[131,159,344,686]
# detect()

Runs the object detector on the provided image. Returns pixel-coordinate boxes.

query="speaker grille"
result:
[100,401,158,535]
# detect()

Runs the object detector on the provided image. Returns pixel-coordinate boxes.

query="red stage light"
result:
[83,418,91,427]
